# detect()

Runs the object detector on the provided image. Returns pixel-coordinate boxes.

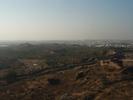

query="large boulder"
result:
[47,78,61,85]
[75,71,85,80]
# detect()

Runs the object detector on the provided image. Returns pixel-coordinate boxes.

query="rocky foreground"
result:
[0,61,132,100]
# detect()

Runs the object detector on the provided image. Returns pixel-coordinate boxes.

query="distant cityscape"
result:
[0,40,133,48]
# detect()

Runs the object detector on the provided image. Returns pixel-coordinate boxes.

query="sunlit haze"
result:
[0,0,133,41]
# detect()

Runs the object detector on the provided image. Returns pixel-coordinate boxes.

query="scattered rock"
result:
[47,78,61,85]
[60,93,75,100]
[121,67,133,80]
[122,67,133,74]
[75,71,85,80]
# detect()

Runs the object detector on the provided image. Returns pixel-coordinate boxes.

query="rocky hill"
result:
[0,43,132,100]
[0,60,132,100]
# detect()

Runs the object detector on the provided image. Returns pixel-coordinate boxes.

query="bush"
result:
[5,70,18,83]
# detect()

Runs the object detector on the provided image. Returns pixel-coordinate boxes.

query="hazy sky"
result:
[0,0,133,40]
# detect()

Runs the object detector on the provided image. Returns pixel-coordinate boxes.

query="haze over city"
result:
[0,0,133,40]
[0,1,133,100]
